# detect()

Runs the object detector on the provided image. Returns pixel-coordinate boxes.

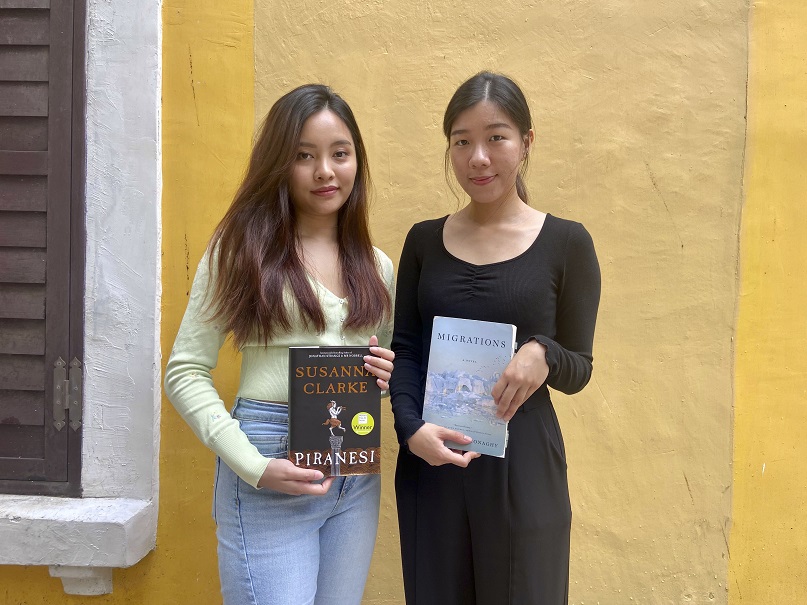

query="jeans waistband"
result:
[232,397,288,423]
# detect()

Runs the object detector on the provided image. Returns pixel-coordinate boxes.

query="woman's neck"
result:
[462,192,533,226]
[295,213,339,243]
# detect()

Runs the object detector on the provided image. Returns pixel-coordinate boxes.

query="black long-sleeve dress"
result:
[390,214,601,605]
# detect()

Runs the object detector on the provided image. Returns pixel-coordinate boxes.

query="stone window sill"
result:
[0,496,157,595]
[0,496,156,594]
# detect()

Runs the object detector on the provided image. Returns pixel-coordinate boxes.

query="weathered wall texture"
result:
[254,1,746,603]
[729,1,807,603]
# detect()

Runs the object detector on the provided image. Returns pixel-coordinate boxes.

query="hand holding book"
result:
[406,424,481,467]
[257,458,335,495]
[364,334,395,391]
[491,339,550,421]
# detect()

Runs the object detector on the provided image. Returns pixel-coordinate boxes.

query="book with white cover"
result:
[423,316,517,457]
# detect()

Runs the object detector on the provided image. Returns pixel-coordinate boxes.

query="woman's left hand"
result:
[365,335,395,390]
[491,339,549,421]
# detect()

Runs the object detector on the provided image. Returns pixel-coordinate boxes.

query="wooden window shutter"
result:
[0,0,84,496]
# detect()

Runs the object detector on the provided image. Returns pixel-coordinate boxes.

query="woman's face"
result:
[448,100,532,205]
[289,109,358,221]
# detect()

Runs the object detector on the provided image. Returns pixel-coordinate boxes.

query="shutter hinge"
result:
[53,357,83,431]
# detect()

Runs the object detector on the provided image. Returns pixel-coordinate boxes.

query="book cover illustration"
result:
[288,346,380,476]
[423,316,517,457]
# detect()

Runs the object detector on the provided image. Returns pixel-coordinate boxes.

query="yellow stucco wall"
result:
[729,1,807,603]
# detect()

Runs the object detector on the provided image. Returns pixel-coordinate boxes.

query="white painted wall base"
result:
[49,566,113,596]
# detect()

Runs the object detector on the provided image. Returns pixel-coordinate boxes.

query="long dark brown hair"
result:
[443,71,533,203]
[207,84,390,347]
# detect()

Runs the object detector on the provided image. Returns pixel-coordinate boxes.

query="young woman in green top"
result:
[165,84,395,605]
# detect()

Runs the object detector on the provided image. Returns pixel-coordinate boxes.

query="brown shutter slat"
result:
[0,458,45,481]
[0,82,48,116]
[0,248,45,281]
[0,117,48,151]
[0,2,50,8]
[0,175,47,210]
[0,9,49,45]
[0,0,83,494]
[0,390,44,425]
[0,425,44,457]
[0,319,45,355]
[0,45,47,80]
[0,151,48,175]
[0,354,44,390]
[0,210,46,246]
[0,283,45,318]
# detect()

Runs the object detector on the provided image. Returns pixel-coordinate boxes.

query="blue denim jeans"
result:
[213,398,381,605]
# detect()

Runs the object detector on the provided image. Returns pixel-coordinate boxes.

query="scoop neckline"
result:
[438,213,552,268]
[307,274,347,302]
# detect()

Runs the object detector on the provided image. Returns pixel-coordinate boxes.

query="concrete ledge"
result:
[49,566,114,596]
[0,496,155,567]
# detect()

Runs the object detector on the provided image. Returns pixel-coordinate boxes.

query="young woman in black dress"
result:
[390,72,601,604]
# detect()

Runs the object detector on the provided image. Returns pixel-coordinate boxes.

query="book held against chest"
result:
[288,346,381,476]
[423,316,517,457]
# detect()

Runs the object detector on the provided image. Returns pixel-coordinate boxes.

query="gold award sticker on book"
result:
[351,412,374,436]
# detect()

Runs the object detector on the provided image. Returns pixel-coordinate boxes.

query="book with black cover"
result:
[423,316,517,457]
[288,346,381,476]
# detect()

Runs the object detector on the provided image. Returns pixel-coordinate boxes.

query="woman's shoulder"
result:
[411,215,449,231]
[372,247,397,291]
[539,215,597,272]
[544,213,594,245]
[372,246,394,275]
[404,215,449,243]
[195,239,222,273]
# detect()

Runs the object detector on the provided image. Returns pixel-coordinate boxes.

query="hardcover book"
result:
[288,346,381,476]
[423,316,517,457]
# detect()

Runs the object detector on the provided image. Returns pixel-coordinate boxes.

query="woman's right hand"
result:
[257,459,334,495]
[406,423,481,467]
